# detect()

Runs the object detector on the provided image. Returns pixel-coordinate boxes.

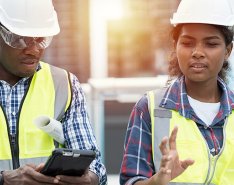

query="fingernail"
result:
[54,179,59,183]
[166,169,171,174]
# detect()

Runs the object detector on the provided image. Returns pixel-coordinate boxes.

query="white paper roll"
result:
[34,115,65,144]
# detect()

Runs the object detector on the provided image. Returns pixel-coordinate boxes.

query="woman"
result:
[120,0,234,184]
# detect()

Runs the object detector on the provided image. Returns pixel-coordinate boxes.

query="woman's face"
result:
[175,24,232,83]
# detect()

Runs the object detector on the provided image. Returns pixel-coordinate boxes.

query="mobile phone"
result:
[40,148,96,177]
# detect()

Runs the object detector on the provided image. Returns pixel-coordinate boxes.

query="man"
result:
[0,0,107,184]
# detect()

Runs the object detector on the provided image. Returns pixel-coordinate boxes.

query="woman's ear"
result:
[225,42,233,60]
[172,40,177,58]
[173,40,177,50]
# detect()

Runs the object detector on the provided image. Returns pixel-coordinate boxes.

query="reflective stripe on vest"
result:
[0,62,71,170]
[147,89,234,185]
[50,64,71,120]
[147,89,170,172]
[0,157,48,170]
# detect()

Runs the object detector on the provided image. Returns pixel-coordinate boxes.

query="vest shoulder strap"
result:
[49,64,72,121]
[147,88,172,171]
[147,88,172,119]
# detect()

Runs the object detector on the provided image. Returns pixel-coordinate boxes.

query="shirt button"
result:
[11,111,16,116]
[211,148,215,153]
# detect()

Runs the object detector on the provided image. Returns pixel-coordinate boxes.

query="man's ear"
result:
[225,42,233,60]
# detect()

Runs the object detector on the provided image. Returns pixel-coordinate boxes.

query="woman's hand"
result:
[135,126,194,185]
[154,126,194,184]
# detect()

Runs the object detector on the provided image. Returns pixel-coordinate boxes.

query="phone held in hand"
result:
[40,148,96,177]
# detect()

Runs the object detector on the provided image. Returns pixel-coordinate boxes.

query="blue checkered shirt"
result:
[0,64,107,185]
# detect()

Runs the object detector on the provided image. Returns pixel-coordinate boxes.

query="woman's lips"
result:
[190,63,207,72]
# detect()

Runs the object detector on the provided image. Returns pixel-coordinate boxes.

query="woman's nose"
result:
[192,44,205,59]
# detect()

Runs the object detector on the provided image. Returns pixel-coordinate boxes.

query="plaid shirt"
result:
[120,76,234,185]
[0,64,107,185]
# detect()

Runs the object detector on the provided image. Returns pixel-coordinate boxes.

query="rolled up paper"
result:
[34,115,65,144]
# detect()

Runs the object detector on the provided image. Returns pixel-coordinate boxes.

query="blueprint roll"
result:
[34,115,65,144]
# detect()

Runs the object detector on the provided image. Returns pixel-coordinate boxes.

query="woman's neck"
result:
[185,78,221,103]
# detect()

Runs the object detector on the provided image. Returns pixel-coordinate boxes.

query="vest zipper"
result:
[10,77,33,169]
[0,78,32,170]
[0,104,20,170]
[200,126,217,185]
[10,134,20,169]
[205,155,219,185]
[204,118,227,185]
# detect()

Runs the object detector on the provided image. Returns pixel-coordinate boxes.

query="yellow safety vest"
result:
[148,89,234,185]
[0,62,71,170]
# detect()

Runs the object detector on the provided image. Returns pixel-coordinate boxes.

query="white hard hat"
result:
[170,0,234,26]
[0,0,60,37]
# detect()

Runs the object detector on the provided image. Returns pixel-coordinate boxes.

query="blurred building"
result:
[44,0,179,82]
[107,0,179,77]
[43,0,90,83]
[43,0,180,175]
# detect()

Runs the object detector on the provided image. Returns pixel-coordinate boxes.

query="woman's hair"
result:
[168,24,234,83]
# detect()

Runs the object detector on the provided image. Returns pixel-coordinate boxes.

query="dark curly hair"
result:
[168,24,234,83]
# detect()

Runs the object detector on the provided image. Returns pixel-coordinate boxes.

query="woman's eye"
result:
[207,42,218,47]
[181,42,192,46]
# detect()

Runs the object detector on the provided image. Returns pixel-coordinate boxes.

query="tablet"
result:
[40,148,96,177]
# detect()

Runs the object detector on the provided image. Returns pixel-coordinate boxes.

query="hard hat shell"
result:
[0,0,60,37]
[170,0,234,26]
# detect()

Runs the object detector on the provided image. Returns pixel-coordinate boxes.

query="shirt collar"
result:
[160,76,234,124]
[1,62,42,86]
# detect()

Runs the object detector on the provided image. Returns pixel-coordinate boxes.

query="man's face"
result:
[0,36,44,83]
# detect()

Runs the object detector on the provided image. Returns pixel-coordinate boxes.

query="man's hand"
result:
[2,164,59,185]
[55,170,99,185]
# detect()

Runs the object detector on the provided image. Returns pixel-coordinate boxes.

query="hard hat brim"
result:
[2,23,61,37]
[170,13,234,27]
